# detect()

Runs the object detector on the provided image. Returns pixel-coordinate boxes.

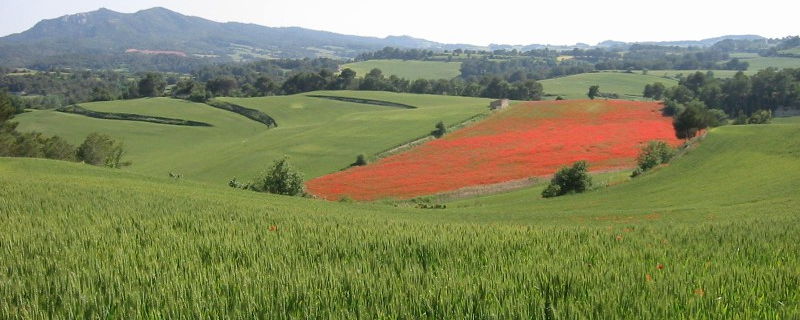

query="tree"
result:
[334,68,357,90]
[431,121,447,138]
[483,77,510,99]
[137,73,166,97]
[587,85,600,100]
[0,89,16,124]
[254,76,277,96]
[541,160,592,198]
[410,79,432,94]
[509,80,543,100]
[643,82,666,100]
[76,133,129,168]
[206,77,238,97]
[248,157,305,196]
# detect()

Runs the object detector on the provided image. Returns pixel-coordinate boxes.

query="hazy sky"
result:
[1,0,798,45]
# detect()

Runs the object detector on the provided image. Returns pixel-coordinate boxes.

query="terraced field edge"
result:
[56,105,213,127]
[205,100,278,127]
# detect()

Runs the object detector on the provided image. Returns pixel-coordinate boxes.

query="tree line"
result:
[642,68,800,139]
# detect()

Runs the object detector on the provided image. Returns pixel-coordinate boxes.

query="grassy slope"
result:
[1,120,799,318]
[342,59,462,79]
[646,55,800,79]
[540,72,679,100]
[447,119,800,222]
[15,92,490,183]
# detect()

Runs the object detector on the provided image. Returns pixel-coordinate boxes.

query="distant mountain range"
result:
[0,7,770,69]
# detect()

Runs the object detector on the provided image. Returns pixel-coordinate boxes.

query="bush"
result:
[542,160,592,198]
[431,121,446,138]
[43,136,76,161]
[351,154,367,167]
[248,157,305,196]
[747,109,772,124]
[634,140,675,175]
[707,109,729,127]
[76,133,130,168]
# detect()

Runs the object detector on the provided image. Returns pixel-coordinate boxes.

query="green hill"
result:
[14,92,490,183]
[1,118,798,318]
[342,59,462,79]
[540,72,679,100]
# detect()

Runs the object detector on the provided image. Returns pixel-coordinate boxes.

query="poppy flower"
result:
[307,100,681,200]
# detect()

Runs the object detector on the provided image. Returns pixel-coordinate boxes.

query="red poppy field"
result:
[307,99,682,200]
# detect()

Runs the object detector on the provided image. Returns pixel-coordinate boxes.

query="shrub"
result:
[248,157,305,196]
[431,121,447,138]
[634,140,675,175]
[43,136,76,161]
[76,133,130,168]
[228,177,248,189]
[351,154,367,166]
[747,109,772,124]
[587,85,600,100]
[542,160,592,198]
[707,109,729,127]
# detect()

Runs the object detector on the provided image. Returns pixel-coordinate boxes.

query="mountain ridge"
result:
[0,7,770,70]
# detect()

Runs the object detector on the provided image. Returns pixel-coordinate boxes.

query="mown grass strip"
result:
[56,105,213,127]
[205,100,278,128]
[306,95,417,109]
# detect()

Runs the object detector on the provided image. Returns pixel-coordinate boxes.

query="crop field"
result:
[307,99,681,200]
[341,59,462,79]
[1,118,799,318]
[645,69,743,79]
[539,72,679,99]
[15,92,490,183]
[742,56,800,71]
[779,47,800,56]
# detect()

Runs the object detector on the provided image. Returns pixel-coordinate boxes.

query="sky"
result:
[1,0,798,46]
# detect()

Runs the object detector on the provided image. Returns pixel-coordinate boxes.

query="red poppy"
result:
[308,100,681,200]
[694,288,705,296]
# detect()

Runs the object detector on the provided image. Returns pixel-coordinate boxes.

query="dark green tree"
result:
[351,154,367,166]
[673,100,712,140]
[206,77,238,97]
[334,68,357,90]
[587,85,600,100]
[137,73,166,97]
[410,79,432,94]
[643,82,666,100]
[431,121,447,138]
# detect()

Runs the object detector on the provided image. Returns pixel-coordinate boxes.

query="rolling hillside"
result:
[540,72,679,100]
[1,118,798,318]
[14,92,490,183]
